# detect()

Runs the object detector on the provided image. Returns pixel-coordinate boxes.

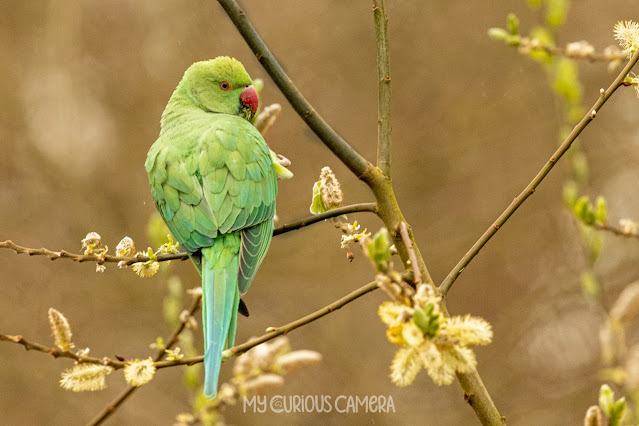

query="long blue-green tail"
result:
[201,244,240,400]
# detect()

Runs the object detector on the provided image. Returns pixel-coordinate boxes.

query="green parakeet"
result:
[145,57,277,399]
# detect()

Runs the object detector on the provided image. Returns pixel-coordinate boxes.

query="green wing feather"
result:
[238,219,274,294]
[146,113,276,255]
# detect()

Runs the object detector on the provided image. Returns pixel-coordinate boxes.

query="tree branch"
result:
[456,369,506,425]
[217,0,372,178]
[399,222,421,285]
[0,240,188,265]
[373,0,392,176]
[0,203,378,266]
[274,202,378,236]
[0,334,126,369]
[154,281,379,369]
[439,49,639,296]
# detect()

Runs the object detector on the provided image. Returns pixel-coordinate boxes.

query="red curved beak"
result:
[240,85,259,116]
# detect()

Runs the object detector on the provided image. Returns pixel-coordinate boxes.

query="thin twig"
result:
[0,203,378,266]
[373,0,392,176]
[153,281,379,369]
[216,0,372,178]
[274,202,378,236]
[0,240,188,265]
[0,334,126,368]
[87,296,202,426]
[512,37,622,63]
[592,222,639,240]
[439,49,639,296]
[398,222,421,285]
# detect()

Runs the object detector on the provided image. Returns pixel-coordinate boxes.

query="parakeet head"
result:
[180,56,259,120]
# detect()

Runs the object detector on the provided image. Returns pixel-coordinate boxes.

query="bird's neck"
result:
[160,85,208,134]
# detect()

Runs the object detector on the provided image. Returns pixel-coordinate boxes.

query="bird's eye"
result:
[219,81,231,91]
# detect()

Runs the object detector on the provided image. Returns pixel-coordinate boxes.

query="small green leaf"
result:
[274,162,294,180]
[545,0,570,28]
[488,28,510,42]
[413,304,440,338]
[367,228,391,273]
[413,307,430,333]
[595,197,607,224]
[309,181,327,214]
[506,13,520,35]
[574,196,595,225]
[149,336,165,351]
[608,397,626,426]
[507,35,522,47]
[589,234,603,265]
[599,384,615,416]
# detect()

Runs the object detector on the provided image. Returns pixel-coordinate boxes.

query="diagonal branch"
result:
[216,0,372,178]
[0,203,379,266]
[439,49,639,296]
[152,281,379,369]
[373,0,392,176]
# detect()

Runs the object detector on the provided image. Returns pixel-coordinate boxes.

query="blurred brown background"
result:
[1,1,638,424]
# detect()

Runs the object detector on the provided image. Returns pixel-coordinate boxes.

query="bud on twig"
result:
[48,308,74,352]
